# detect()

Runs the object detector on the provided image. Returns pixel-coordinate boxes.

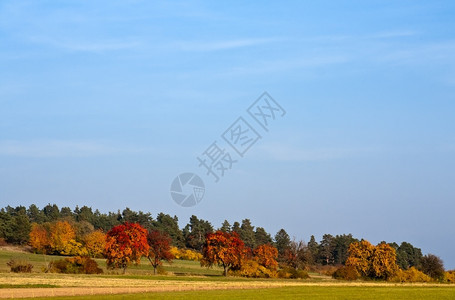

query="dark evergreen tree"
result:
[153,213,184,248]
[10,209,31,244]
[232,221,241,234]
[183,215,213,250]
[239,219,256,249]
[92,210,121,232]
[274,229,291,257]
[307,235,319,265]
[0,208,13,242]
[120,208,153,230]
[60,207,73,219]
[27,204,46,224]
[0,206,30,244]
[76,206,94,223]
[394,242,423,270]
[255,227,273,247]
[319,234,335,265]
[332,234,357,265]
[43,204,60,222]
[219,220,231,233]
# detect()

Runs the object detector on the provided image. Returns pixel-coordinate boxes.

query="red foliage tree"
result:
[201,231,248,276]
[147,230,174,274]
[104,222,149,273]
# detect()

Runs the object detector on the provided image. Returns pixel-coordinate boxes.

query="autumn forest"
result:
[0,204,454,283]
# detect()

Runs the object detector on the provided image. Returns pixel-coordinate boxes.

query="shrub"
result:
[309,265,339,276]
[169,247,202,261]
[61,240,89,256]
[156,266,168,275]
[389,267,432,283]
[333,265,359,281]
[277,267,309,279]
[444,271,455,283]
[46,256,102,274]
[0,238,7,246]
[229,260,277,278]
[7,259,33,273]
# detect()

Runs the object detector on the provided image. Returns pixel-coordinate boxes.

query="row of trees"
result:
[101,224,281,277]
[100,223,451,281]
[29,220,106,257]
[0,204,427,270]
[1,204,450,279]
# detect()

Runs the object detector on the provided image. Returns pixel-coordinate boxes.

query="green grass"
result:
[23,286,455,300]
[0,249,62,272]
[0,249,223,276]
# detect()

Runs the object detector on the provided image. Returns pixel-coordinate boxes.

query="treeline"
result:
[0,204,451,281]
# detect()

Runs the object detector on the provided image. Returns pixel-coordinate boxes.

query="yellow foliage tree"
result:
[371,243,398,280]
[83,230,106,258]
[345,240,374,277]
[48,221,76,254]
[346,240,398,280]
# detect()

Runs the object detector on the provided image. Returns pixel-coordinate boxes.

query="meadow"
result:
[1,247,454,299]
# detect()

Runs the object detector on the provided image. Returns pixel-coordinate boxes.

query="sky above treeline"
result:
[1,1,454,268]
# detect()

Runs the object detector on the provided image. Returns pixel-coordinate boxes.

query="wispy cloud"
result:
[256,143,382,162]
[219,54,349,77]
[174,37,281,52]
[27,36,280,53]
[376,40,455,65]
[368,30,418,39]
[298,30,418,43]
[0,140,148,157]
[29,36,141,53]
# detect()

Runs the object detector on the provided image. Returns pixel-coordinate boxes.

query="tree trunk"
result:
[223,266,227,276]
[153,266,156,275]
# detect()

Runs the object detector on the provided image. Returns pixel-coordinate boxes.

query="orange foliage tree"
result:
[29,223,49,253]
[83,230,106,258]
[253,244,279,270]
[146,230,174,274]
[201,231,247,276]
[104,222,149,273]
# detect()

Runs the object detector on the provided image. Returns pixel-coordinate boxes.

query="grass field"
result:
[5,286,455,300]
[1,247,455,299]
[0,247,224,276]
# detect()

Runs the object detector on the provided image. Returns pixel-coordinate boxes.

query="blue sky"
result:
[1,1,455,268]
